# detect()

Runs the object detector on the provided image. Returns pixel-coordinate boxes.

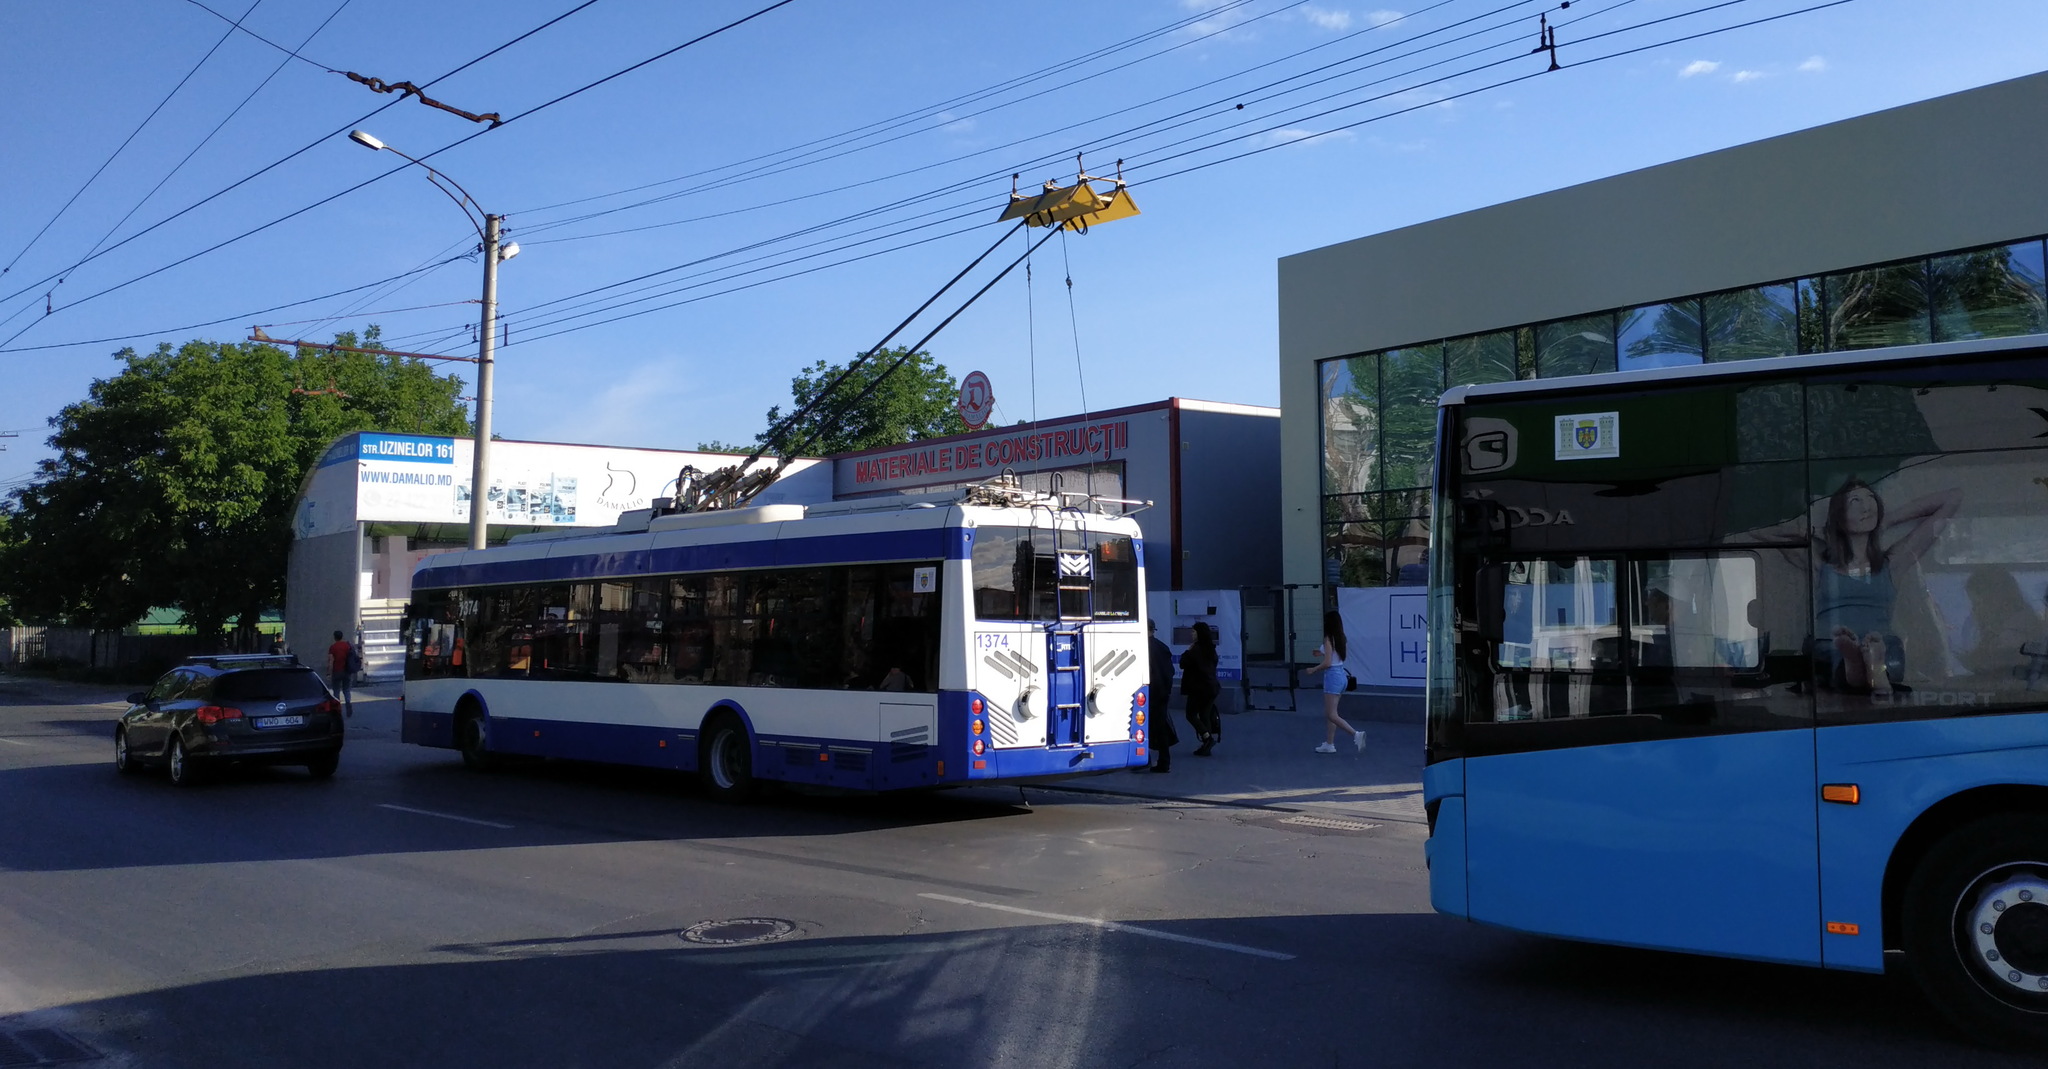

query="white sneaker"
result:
[1314,742,1337,754]
[1353,729,1367,753]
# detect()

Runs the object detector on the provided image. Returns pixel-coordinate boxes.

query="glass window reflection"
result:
[1618,300,1704,370]
[1930,240,2047,342]
[1827,261,1932,350]
[1537,315,1617,377]
[1319,356,1379,496]
[1705,283,1799,362]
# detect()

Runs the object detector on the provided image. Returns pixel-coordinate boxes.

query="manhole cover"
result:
[679,918,798,946]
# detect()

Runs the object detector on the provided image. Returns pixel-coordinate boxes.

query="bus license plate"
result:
[254,715,304,729]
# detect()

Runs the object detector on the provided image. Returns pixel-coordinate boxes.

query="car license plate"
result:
[253,715,305,729]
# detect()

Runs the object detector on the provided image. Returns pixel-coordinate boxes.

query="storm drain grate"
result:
[680,918,798,946]
[1278,814,1381,833]
[0,1028,100,1067]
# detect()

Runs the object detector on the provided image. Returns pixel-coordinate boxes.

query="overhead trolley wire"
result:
[0,0,796,352]
[507,0,1287,222]
[0,0,611,321]
[0,0,266,283]
[0,253,471,353]
[491,0,1856,354]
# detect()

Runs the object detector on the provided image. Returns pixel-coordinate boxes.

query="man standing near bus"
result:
[328,630,356,718]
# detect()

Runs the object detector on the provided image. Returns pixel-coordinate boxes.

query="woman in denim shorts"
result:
[1309,611,1366,754]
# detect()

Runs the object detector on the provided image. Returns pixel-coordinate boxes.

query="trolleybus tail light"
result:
[970,697,983,715]
[972,739,985,756]
[971,719,984,736]
[195,705,243,725]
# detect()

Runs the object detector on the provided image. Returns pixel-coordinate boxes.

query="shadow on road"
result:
[4,912,2019,1069]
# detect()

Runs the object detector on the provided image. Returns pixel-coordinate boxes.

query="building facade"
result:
[1279,71,2048,686]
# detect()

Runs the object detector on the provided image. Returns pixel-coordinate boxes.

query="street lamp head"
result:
[347,129,386,152]
[498,242,521,263]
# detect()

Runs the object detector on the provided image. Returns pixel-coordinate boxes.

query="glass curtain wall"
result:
[1316,236,2048,596]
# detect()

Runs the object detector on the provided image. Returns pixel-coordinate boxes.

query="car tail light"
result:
[318,699,341,716]
[195,705,244,725]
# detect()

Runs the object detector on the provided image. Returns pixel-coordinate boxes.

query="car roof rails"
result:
[182,653,304,670]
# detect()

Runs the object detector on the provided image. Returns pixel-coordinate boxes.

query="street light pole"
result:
[346,130,515,551]
[471,214,500,550]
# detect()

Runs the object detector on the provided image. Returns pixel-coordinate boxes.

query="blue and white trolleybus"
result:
[401,479,1153,797]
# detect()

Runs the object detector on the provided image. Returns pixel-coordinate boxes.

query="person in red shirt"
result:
[328,630,355,717]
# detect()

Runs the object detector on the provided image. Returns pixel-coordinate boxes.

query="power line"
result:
[0,0,611,317]
[497,0,1859,352]
[0,0,265,282]
[507,0,1282,220]
[0,0,802,352]
[0,254,469,354]
[179,0,343,72]
[70,0,357,273]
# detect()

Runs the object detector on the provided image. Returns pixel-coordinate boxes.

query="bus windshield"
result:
[971,526,1139,622]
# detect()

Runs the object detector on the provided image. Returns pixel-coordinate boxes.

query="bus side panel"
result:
[401,678,470,748]
[1424,758,1467,917]
[1816,712,2048,972]
[1465,731,1822,966]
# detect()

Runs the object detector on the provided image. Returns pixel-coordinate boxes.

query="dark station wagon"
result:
[114,655,345,786]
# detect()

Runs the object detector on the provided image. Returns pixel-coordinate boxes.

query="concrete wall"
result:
[1276,70,2048,620]
[284,529,361,660]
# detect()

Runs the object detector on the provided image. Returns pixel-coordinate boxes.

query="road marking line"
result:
[377,803,514,829]
[916,893,1294,960]
[0,738,31,746]
[1278,814,1381,832]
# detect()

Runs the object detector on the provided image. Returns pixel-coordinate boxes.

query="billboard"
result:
[294,433,830,539]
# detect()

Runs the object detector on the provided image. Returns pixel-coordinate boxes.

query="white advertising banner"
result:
[1335,586,1427,689]
[295,432,830,538]
[1148,589,1244,681]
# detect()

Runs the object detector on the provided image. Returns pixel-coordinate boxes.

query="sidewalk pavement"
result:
[1044,693,1427,825]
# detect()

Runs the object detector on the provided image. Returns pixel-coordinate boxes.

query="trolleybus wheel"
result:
[458,703,499,772]
[1905,813,2048,1050]
[698,715,755,802]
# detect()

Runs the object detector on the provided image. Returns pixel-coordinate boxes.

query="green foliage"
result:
[756,347,967,456]
[0,330,468,640]
[694,439,773,456]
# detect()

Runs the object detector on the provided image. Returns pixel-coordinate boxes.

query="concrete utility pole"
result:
[471,214,500,550]
[346,129,517,550]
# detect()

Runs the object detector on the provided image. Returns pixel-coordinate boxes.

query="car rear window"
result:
[213,669,329,702]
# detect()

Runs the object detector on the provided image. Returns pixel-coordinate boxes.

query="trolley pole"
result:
[470,214,500,551]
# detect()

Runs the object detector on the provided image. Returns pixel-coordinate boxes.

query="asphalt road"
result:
[0,678,2034,1068]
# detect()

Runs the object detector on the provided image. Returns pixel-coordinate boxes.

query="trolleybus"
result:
[400,480,1153,797]
[1425,334,2048,1046]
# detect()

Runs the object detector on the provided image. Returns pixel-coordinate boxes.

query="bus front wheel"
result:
[698,716,755,802]
[1905,813,2048,1051]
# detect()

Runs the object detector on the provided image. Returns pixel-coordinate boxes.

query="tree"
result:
[694,439,774,456]
[754,347,967,456]
[0,330,468,643]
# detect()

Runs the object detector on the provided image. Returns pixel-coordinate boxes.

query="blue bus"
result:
[400,483,1152,798]
[1424,335,2048,1046]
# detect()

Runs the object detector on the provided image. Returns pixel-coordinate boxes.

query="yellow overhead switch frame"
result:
[999,172,1140,232]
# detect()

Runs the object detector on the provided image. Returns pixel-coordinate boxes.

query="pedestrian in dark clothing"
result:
[1180,621,1222,757]
[1145,620,1180,772]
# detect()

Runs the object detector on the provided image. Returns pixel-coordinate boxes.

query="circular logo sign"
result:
[957,370,995,430]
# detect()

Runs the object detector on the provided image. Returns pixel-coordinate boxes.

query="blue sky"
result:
[1,0,2042,488]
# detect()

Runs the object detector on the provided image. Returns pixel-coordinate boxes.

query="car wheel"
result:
[458,706,499,772]
[114,727,139,776]
[167,737,202,788]
[698,715,755,802]
[305,752,339,780]
[1905,813,2048,1050]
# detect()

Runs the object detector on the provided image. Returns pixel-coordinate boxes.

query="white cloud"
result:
[1679,60,1720,78]
[1368,10,1404,26]
[1302,5,1352,31]
[1251,127,1355,149]
[1731,69,1765,83]
[937,110,975,135]
[1798,55,1828,73]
